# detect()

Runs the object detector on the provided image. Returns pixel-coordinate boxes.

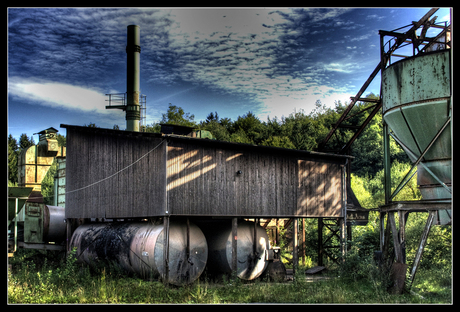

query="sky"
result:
[7,7,451,140]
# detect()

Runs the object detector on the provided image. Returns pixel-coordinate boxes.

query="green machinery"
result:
[8,127,67,257]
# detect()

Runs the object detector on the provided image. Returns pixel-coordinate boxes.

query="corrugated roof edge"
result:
[60,124,352,161]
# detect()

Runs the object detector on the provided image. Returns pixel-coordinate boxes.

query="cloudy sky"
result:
[8,7,451,139]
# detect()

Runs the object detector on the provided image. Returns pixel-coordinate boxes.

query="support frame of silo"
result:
[378,8,452,292]
[317,7,451,293]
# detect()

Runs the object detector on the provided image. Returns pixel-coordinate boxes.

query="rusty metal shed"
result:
[61,124,350,220]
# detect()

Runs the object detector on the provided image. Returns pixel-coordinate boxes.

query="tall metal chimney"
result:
[126,25,141,132]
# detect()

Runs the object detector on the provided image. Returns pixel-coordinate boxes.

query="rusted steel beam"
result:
[341,101,382,153]
[317,63,382,151]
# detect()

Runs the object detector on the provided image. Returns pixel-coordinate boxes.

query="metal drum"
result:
[70,220,208,286]
[43,205,66,243]
[198,220,270,280]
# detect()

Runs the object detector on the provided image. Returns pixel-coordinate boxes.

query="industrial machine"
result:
[8,127,67,255]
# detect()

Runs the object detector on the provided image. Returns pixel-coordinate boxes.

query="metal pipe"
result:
[126,25,141,132]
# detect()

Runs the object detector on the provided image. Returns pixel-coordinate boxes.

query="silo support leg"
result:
[408,210,436,289]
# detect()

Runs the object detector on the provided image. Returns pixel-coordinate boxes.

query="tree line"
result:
[144,94,409,179]
[8,93,411,205]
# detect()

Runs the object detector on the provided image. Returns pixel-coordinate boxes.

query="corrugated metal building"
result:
[62,124,350,219]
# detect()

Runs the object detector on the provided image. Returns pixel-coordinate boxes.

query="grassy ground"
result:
[8,250,451,304]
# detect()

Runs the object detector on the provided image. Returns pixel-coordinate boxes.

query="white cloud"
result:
[9,77,118,115]
[257,88,351,120]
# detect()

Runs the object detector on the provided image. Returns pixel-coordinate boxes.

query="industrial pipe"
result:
[70,220,208,286]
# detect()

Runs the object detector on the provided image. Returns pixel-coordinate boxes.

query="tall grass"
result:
[8,249,451,304]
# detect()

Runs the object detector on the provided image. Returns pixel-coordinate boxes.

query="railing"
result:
[105,93,147,132]
[105,93,126,108]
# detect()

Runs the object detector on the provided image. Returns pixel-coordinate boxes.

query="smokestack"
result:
[126,25,141,132]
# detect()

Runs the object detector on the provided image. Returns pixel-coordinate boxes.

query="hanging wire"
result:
[23,138,166,201]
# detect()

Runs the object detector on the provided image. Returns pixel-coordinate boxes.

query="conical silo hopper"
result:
[381,49,451,224]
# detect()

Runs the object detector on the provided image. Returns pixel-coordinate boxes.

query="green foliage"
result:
[351,161,422,209]
[261,136,295,149]
[41,159,58,205]
[161,103,196,127]
[8,134,19,185]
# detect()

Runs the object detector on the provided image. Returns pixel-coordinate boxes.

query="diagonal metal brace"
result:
[389,132,451,195]
[389,116,451,201]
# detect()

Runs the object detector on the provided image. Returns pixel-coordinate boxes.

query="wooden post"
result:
[339,217,346,262]
[293,218,299,276]
[301,218,306,266]
[186,217,191,284]
[232,217,238,275]
[318,218,323,266]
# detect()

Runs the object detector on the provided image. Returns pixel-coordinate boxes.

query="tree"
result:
[201,120,230,141]
[261,136,295,149]
[144,123,161,133]
[205,111,219,124]
[8,134,18,185]
[19,133,35,151]
[231,111,264,144]
[161,103,196,127]
[56,133,66,147]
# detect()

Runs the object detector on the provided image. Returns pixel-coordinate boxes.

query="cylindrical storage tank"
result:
[382,49,451,223]
[43,205,66,243]
[198,220,270,280]
[70,220,208,286]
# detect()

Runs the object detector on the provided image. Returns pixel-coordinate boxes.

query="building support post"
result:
[293,218,299,277]
[163,215,170,285]
[301,218,306,266]
[318,218,323,266]
[339,217,347,262]
[232,217,238,275]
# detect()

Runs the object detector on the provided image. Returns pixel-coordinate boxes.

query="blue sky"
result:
[7,7,451,140]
